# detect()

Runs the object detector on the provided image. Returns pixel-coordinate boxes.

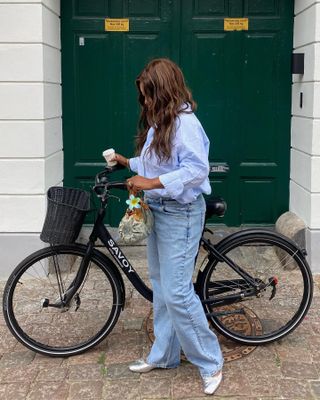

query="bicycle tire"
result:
[198,229,313,345]
[3,244,124,356]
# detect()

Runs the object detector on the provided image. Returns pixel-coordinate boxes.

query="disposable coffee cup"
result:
[102,148,117,166]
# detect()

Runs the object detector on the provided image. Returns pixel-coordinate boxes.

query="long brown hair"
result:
[135,58,196,161]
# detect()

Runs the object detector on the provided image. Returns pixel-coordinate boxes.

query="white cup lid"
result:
[102,148,115,156]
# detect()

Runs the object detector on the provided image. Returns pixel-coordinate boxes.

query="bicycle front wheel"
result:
[200,230,313,345]
[3,244,123,356]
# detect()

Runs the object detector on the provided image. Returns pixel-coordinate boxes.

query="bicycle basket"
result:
[40,186,91,245]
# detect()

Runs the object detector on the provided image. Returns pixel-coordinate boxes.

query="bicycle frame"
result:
[58,192,263,315]
[3,163,312,355]
[92,207,153,302]
[65,220,257,316]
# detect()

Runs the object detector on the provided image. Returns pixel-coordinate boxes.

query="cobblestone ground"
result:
[0,245,319,400]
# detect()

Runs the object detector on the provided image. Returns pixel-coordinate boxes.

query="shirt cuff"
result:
[159,170,184,199]
[128,157,139,173]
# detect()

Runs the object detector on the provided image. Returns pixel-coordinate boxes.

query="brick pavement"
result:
[0,247,319,400]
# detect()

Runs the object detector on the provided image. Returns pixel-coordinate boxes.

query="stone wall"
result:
[290,1,320,272]
[0,0,62,277]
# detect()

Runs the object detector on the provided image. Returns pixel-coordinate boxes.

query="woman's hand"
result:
[127,175,164,193]
[111,153,129,167]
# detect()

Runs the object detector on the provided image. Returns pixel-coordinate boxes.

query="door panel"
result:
[181,0,293,225]
[62,0,178,226]
[62,0,293,226]
[240,33,278,162]
[244,0,279,15]
[75,35,112,162]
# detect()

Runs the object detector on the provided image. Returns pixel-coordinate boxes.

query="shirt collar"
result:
[179,102,192,112]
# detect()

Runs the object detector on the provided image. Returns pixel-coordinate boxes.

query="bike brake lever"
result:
[108,194,121,202]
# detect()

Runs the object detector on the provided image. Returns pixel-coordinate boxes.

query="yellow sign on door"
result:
[105,18,129,32]
[224,18,248,31]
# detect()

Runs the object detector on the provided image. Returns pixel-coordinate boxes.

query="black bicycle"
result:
[2,164,313,357]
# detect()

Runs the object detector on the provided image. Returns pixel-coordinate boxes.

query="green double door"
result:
[62,0,293,226]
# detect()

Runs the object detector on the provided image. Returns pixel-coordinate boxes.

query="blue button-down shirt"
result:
[129,108,212,204]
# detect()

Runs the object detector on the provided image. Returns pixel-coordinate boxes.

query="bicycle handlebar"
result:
[106,181,128,190]
[95,163,125,181]
[93,164,128,196]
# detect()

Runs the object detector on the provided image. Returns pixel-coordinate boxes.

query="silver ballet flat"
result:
[129,359,156,373]
[202,370,223,395]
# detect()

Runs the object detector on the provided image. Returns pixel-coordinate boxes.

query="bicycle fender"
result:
[91,247,126,310]
[213,228,308,259]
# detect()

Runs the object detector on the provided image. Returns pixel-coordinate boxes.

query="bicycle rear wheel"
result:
[3,244,123,356]
[199,230,313,345]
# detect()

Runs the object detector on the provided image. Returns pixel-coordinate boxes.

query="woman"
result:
[112,58,223,395]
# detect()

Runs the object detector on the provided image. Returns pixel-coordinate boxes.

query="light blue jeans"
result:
[145,194,224,378]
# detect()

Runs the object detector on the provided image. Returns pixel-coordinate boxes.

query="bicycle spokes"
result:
[9,250,118,350]
[202,238,310,341]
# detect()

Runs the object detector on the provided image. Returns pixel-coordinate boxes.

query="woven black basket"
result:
[40,186,91,245]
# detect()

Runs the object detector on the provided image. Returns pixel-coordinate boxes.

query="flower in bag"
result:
[126,194,141,210]
[119,193,154,244]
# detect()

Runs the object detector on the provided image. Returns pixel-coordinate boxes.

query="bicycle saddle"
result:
[205,196,227,219]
